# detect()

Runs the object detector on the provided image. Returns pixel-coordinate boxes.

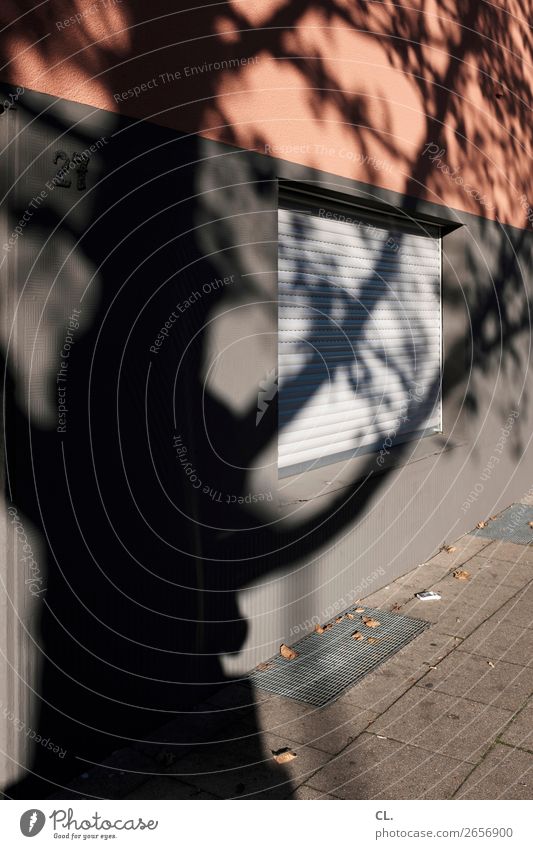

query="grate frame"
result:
[250,605,429,707]
[472,504,533,545]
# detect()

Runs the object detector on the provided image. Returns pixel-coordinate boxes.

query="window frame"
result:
[277,182,450,479]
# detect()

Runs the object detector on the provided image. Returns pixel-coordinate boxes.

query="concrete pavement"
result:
[57,500,533,800]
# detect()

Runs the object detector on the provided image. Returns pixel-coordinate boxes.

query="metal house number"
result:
[52,150,91,190]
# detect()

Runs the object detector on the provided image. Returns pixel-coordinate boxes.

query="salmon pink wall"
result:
[2,0,532,227]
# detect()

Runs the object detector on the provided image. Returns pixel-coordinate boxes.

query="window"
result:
[278,194,442,477]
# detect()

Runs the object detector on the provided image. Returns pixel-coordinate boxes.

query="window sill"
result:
[277,432,467,506]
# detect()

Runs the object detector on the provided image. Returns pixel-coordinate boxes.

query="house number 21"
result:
[52,150,91,190]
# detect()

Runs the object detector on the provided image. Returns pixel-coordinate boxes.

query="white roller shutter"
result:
[278,203,442,477]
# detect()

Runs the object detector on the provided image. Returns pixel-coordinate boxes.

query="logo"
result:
[20,810,46,837]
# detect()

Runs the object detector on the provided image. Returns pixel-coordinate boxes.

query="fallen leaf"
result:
[490,515,498,521]
[528,522,533,529]
[355,607,365,613]
[362,616,381,628]
[256,661,273,671]
[443,545,457,553]
[488,660,495,668]
[324,623,333,631]
[453,569,470,581]
[272,747,297,764]
[345,612,354,619]
[390,602,402,612]
[314,625,325,635]
[335,616,344,624]
[476,521,487,529]
[352,631,365,641]
[280,643,298,660]
[367,636,379,645]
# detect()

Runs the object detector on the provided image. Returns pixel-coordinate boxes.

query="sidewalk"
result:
[60,498,533,800]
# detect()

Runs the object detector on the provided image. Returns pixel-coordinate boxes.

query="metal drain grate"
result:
[250,606,429,707]
[472,504,533,545]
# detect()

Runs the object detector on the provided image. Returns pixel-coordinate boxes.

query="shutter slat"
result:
[279,405,440,438]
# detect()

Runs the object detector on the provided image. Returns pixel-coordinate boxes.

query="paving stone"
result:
[307,732,471,799]
[495,589,533,630]
[339,654,429,713]
[362,565,454,611]
[393,561,456,587]
[361,583,415,610]
[423,535,493,569]
[126,776,219,799]
[51,748,157,799]
[133,706,242,762]
[249,693,313,735]
[417,649,533,710]
[207,681,268,709]
[401,586,514,638]
[499,699,533,749]
[291,785,340,799]
[164,731,330,799]
[335,630,458,717]
[430,572,519,606]
[455,744,533,799]
[258,701,378,755]
[393,628,460,666]
[459,618,533,666]
[203,682,266,728]
[371,688,513,763]
[451,555,533,590]
[399,599,487,638]
[481,540,533,565]
[362,539,492,615]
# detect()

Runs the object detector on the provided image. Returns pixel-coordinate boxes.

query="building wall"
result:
[0,0,532,792]
[1,1,532,227]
